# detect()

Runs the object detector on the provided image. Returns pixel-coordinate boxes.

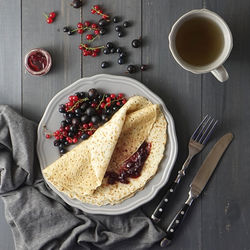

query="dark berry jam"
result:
[28,52,47,72]
[105,141,151,185]
[24,48,52,76]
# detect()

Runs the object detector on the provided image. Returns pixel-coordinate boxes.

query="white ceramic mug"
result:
[168,9,233,82]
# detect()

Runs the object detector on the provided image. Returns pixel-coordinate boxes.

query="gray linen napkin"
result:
[0,105,165,250]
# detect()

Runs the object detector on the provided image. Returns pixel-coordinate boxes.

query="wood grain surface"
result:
[0,0,250,249]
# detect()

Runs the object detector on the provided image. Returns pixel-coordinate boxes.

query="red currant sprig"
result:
[79,44,105,57]
[43,12,56,24]
[91,5,109,20]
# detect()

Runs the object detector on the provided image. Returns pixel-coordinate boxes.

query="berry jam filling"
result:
[27,52,47,72]
[45,88,127,155]
[105,141,151,185]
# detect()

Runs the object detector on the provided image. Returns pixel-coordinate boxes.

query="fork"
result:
[151,115,218,223]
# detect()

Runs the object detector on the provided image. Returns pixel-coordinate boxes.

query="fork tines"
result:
[191,115,218,145]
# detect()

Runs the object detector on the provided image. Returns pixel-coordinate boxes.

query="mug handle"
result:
[211,65,229,82]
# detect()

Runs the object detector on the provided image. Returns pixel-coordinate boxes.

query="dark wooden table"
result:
[1,0,250,249]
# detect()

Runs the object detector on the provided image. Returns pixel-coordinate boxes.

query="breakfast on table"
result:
[0,1,237,249]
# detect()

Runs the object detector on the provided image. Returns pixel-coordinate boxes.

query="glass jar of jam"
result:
[24,48,52,76]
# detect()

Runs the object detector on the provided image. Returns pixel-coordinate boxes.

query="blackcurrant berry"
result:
[54,140,60,147]
[102,114,110,122]
[60,148,66,154]
[72,0,82,8]
[81,114,90,123]
[59,107,65,113]
[118,58,125,65]
[118,31,124,37]
[72,118,80,125]
[99,28,106,36]
[115,26,122,32]
[80,102,88,112]
[119,52,127,58]
[116,47,122,53]
[98,18,108,27]
[110,48,116,53]
[63,26,69,32]
[103,48,110,55]
[81,133,89,140]
[123,21,130,28]
[113,16,120,23]
[101,61,109,68]
[67,30,73,36]
[88,88,98,99]
[106,42,114,49]
[61,120,67,127]
[86,107,96,116]
[140,65,147,71]
[132,39,141,48]
[127,65,137,74]
[91,115,101,125]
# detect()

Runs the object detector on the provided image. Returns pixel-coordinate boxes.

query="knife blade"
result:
[160,133,233,248]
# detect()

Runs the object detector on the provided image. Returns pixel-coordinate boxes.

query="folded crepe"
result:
[42,96,167,205]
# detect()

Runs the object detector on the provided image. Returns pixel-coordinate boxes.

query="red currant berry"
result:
[79,44,84,50]
[91,52,97,57]
[59,135,64,139]
[100,102,106,109]
[83,50,88,56]
[93,48,100,53]
[91,102,97,108]
[83,44,88,48]
[91,23,98,29]
[106,97,111,103]
[72,96,79,102]
[106,102,111,107]
[77,131,82,137]
[68,138,73,144]
[49,12,56,19]
[98,10,103,14]
[54,130,60,136]
[62,131,68,137]
[59,127,64,132]
[94,30,100,35]
[116,102,121,106]
[88,122,94,127]
[83,123,89,129]
[65,126,70,131]
[73,138,78,144]
[55,136,60,140]
[68,95,74,101]
[46,134,51,139]
[86,34,93,40]
[77,29,84,34]
[91,9,96,14]
[84,21,91,27]
[118,93,124,99]
[122,98,127,104]
[87,131,93,136]
[110,94,116,99]
[47,17,53,24]
[103,14,109,20]
[77,22,83,28]
[93,5,100,10]
[87,50,92,55]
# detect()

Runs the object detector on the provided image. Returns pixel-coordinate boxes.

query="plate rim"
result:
[37,74,178,215]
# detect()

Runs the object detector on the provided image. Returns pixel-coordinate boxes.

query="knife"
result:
[160,133,233,248]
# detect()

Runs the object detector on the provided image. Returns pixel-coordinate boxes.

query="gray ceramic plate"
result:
[37,74,178,215]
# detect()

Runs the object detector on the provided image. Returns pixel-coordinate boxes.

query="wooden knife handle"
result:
[160,203,191,247]
[151,181,178,223]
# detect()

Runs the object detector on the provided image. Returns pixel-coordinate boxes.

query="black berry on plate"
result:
[99,28,106,35]
[61,120,67,127]
[113,16,120,23]
[88,88,98,99]
[115,26,122,32]
[86,107,96,116]
[118,58,125,64]
[81,133,89,140]
[101,61,109,68]
[91,115,101,124]
[127,65,137,74]
[81,114,90,123]
[60,148,66,154]
[72,118,80,125]
[63,26,69,32]
[119,52,127,58]
[123,21,130,28]
[54,140,60,146]
[71,0,82,8]
[102,113,110,122]
[132,39,141,48]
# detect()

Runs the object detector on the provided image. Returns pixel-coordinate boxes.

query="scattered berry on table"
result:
[116,47,122,53]
[115,25,122,32]
[119,52,127,58]
[118,31,124,37]
[140,65,147,71]
[123,21,130,28]
[71,0,82,8]
[118,58,125,64]
[103,48,110,55]
[132,39,141,48]
[106,42,114,49]
[127,65,138,74]
[63,26,69,32]
[99,28,106,35]
[113,16,120,23]
[101,61,109,68]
